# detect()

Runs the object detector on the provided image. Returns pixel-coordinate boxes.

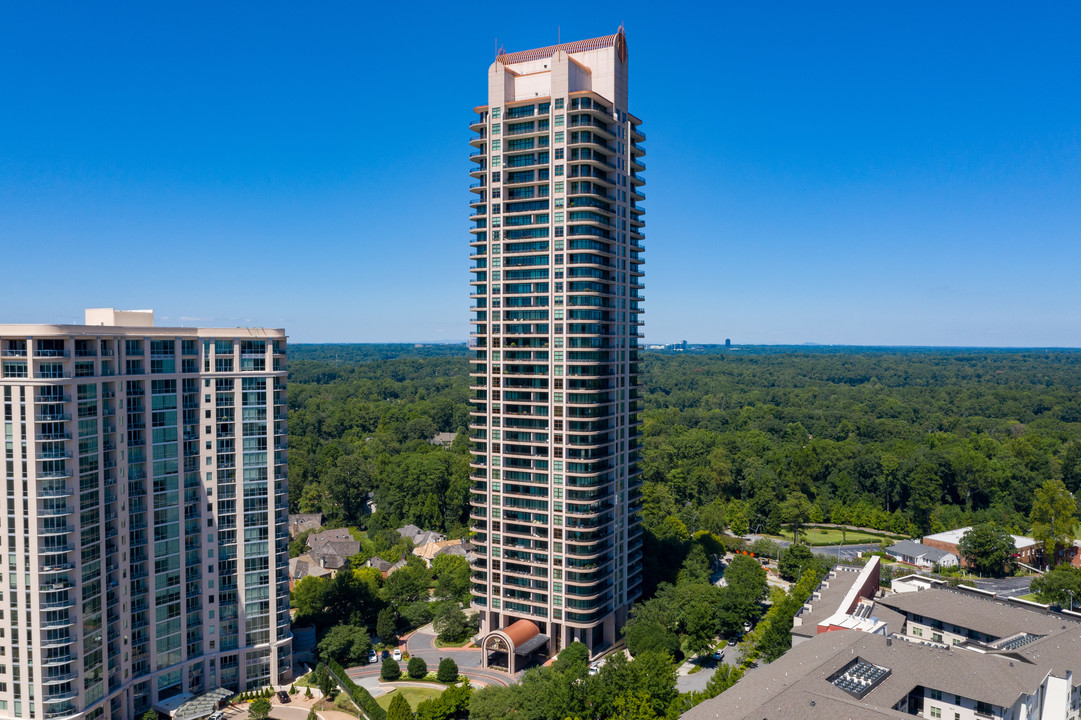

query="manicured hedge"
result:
[323,660,386,720]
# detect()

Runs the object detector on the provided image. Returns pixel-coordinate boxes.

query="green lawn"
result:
[434,637,472,648]
[376,687,444,711]
[802,528,893,546]
[765,529,891,546]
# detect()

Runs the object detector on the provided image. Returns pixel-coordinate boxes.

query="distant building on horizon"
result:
[468,28,646,670]
[0,309,291,720]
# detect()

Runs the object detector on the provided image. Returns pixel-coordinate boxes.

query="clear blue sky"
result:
[2,2,1078,346]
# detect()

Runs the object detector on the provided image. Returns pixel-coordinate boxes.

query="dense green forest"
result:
[285,345,1081,717]
[287,345,1081,540]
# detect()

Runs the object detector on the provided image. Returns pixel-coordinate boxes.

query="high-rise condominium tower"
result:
[469,29,645,668]
[0,309,291,720]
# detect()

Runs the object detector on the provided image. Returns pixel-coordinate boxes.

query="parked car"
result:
[743,621,753,633]
[712,650,724,661]
[208,713,224,720]
[277,691,290,703]
[381,649,390,660]
[368,651,378,664]
[392,648,402,661]
[727,637,737,646]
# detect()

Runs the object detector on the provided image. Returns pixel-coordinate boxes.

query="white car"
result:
[368,652,378,664]
[743,621,752,633]
[392,648,402,661]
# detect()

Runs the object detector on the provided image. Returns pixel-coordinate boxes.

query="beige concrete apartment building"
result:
[0,310,291,720]
[467,28,646,667]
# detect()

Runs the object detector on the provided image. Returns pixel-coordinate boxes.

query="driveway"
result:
[676,643,743,694]
[345,625,514,688]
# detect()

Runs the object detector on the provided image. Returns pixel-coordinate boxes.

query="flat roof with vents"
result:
[827,657,892,699]
[993,633,1041,651]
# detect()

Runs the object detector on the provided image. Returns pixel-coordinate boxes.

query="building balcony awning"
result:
[155,688,233,720]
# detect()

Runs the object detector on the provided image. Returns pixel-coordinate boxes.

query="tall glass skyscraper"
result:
[468,29,646,668]
[0,309,291,720]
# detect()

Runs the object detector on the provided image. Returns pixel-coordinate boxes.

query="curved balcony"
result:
[41,671,78,684]
[39,505,73,517]
[40,653,75,666]
[40,616,76,629]
[40,634,76,649]
[35,412,71,422]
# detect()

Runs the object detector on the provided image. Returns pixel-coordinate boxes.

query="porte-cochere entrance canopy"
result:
[481,619,549,674]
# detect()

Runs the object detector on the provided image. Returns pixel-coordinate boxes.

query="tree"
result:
[437,657,459,683]
[387,692,413,720]
[141,711,159,720]
[408,656,429,679]
[780,491,814,543]
[704,662,744,696]
[698,500,728,536]
[291,575,330,625]
[724,554,768,604]
[552,641,590,678]
[248,699,272,720]
[400,600,434,629]
[306,709,318,720]
[382,657,402,681]
[434,604,469,643]
[432,554,470,601]
[778,544,817,582]
[626,651,678,717]
[317,624,371,666]
[377,607,398,644]
[678,542,711,584]
[1029,479,1078,567]
[1031,565,1081,609]
[314,664,336,700]
[682,597,719,657]
[623,616,680,657]
[958,523,1015,577]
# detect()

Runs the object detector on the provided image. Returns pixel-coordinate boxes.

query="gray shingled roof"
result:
[876,588,1070,639]
[307,528,355,546]
[886,540,955,563]
[792,568,862,638]
[682,629,1056,720]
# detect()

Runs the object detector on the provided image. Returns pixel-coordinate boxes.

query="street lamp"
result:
[1067,589,1075,613]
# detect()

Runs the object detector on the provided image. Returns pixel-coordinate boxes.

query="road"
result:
[746,535,883,562]
[676,642,743,693]
[344,625,514,689]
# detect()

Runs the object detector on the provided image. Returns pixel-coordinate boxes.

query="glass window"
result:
[554,98,564,109]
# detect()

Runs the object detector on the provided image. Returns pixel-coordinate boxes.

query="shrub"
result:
[407,656,428,679]
[248,698,272,720]
[323,660,386,720]
[387,693,412,720]
[381,657,402,681]
[436,658,458,683]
